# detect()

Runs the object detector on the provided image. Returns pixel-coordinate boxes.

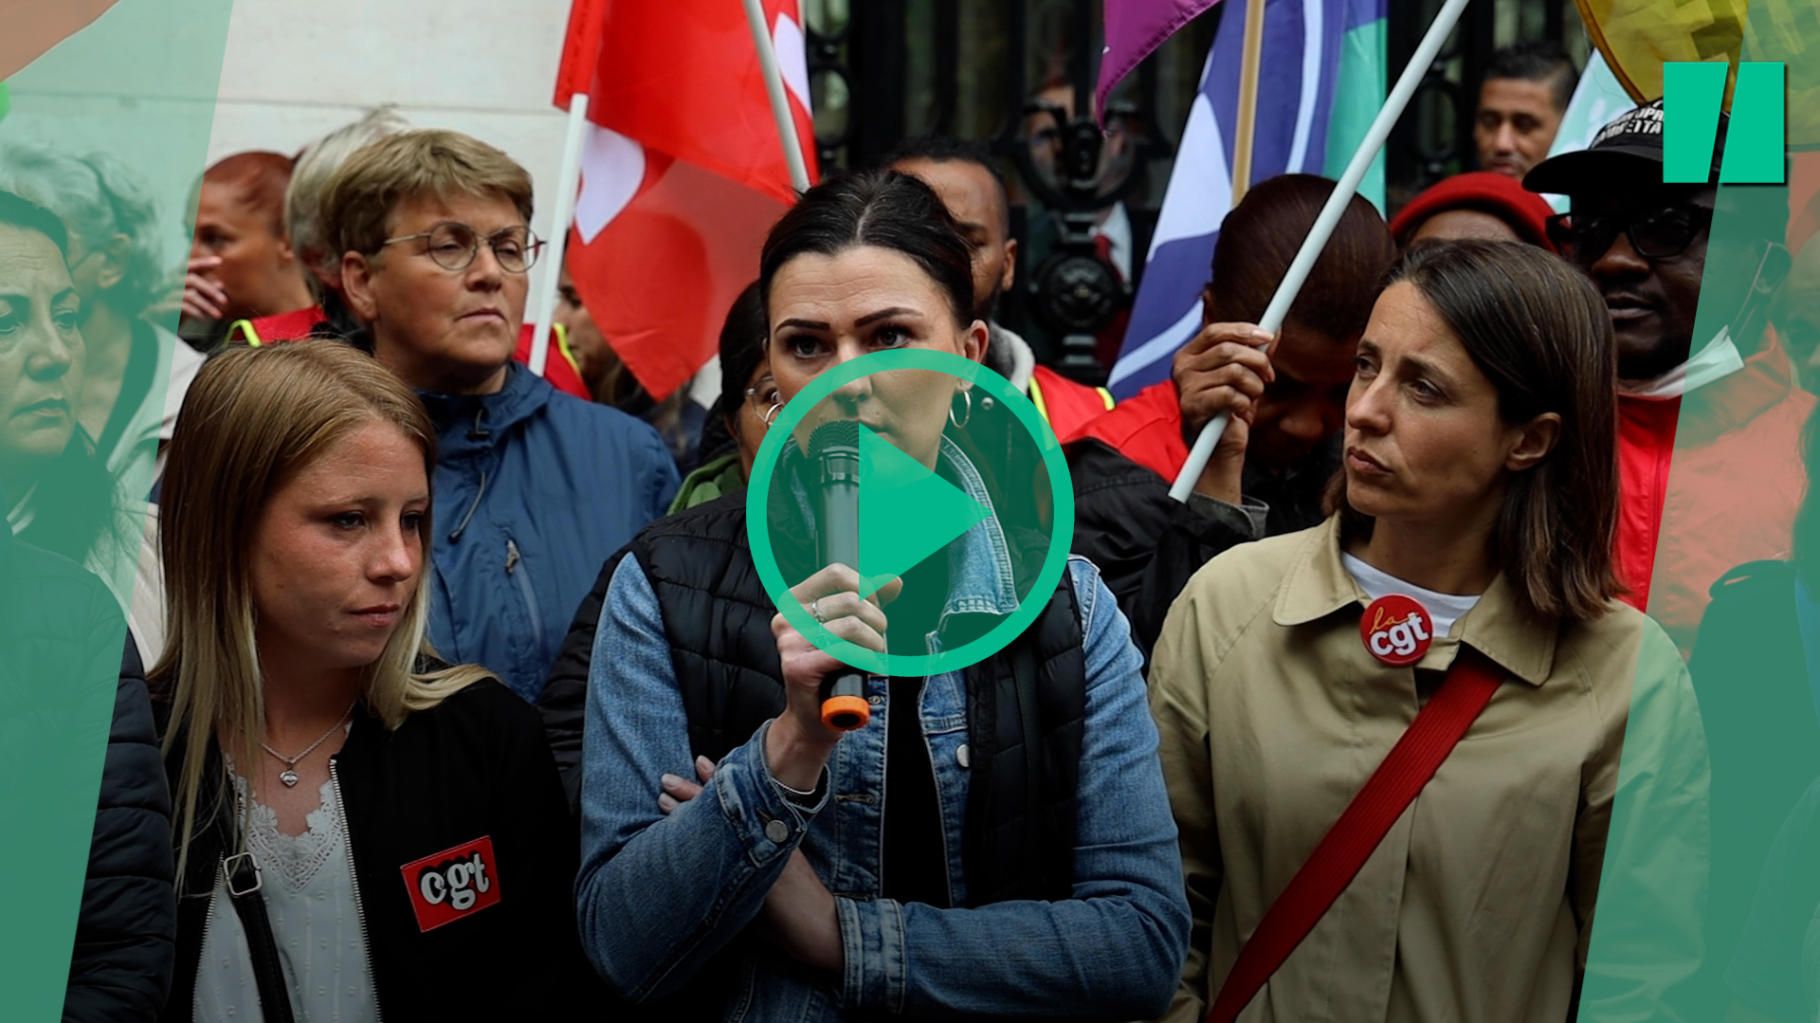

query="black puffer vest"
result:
[618,491,1088,905]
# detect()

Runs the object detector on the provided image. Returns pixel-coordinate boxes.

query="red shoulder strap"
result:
[1205,652,1504,1023]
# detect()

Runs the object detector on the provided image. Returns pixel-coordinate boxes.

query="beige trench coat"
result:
[1150,517,1708,1023]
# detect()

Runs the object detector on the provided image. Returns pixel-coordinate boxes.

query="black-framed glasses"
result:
[378,222,543,274]
[1545,204,1713,262]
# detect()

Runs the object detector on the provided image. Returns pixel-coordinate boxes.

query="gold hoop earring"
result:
[948,388,973,429]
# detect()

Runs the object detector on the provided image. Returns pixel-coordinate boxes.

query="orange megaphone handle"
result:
[821,694,871,731]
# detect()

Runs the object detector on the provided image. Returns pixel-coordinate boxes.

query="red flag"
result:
[554,0,816,400]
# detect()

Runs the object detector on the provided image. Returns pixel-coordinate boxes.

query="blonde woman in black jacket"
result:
[152,341,593,1020]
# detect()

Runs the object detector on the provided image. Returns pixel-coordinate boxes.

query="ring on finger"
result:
[809,598,823,623]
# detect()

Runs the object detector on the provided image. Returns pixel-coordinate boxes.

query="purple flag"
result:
[1096,0,1223,120]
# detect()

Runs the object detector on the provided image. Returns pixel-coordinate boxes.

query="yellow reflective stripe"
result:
[552,322,582,376]
[230,319,262,347]
[1095,387,1114,410]
[1028,373,1053,423]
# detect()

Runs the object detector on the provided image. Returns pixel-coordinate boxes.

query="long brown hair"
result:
[153,340,489,887]
[1334,240,1623,621]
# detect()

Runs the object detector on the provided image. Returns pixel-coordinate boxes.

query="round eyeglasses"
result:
[378,222,544,274]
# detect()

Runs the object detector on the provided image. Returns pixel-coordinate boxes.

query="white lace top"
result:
[195,763,378,1022]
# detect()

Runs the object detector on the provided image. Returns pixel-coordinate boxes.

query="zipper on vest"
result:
[330,760,384,1022]
[505,538,544,652]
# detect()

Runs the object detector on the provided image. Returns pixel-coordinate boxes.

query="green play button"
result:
[853,423,991,598]
[747,348,1074,677]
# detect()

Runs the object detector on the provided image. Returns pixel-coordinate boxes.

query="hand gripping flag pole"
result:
[1169,0,1474,503]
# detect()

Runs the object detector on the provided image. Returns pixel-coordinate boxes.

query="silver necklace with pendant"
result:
[259,700,357,788]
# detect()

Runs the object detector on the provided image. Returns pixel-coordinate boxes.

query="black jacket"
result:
[1687,559,1820,1019]
[1066,438,1337,665]
[2,519,178,1021]
[64,640,178,1021]
[157,679,598,1020]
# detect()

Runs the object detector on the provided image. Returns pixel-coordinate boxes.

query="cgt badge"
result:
[1360,594,1434,668]
[402,835,502,933]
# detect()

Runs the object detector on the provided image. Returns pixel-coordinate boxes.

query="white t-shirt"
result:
[1341,553,1482,639]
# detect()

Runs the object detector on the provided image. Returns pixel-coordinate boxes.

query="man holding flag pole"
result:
[1067,0,1393,661]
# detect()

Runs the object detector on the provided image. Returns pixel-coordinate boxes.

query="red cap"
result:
[1388,171,1559,253]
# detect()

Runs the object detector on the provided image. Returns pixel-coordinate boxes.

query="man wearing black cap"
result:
[1526,99,1809,656]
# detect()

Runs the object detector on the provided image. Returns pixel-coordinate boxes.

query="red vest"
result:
[1028,365,1115,443]
[227,307,593,401]
[1614,335,1815,653]
[1060,380,1187,481]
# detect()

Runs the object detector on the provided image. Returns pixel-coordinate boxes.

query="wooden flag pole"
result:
[528,92,591,378]
[1169,0,1474,503]
[1229,0,1267,207]
[742,0,813,194]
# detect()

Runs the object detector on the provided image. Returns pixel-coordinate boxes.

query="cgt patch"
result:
[402,836,502,932]
[1360,594,1434,667]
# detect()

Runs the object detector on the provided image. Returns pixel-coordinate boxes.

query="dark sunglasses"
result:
[1545,204,1713,262]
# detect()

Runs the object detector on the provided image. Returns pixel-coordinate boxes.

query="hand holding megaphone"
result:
[766,564,903,787]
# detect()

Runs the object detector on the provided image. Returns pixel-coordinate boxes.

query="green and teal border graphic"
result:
[0,2,231,1018]
[1584,8,1820,1018]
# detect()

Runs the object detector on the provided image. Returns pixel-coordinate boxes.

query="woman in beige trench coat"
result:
[1150,240,1708,1023]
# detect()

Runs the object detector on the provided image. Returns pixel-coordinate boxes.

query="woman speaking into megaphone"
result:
[572,170,1189,1021]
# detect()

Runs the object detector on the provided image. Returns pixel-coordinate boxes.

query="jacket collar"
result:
[935,435,1021,622]
[1618,326,1745,400]
[1622,331,1801,448]
[1272,515,1558,686]
[415,362,553,458]
[987,322,1036,394]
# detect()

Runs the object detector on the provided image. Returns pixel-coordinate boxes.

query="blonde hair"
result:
[320,129,533,262]
[153,340,489,888]
[287,106,412,296]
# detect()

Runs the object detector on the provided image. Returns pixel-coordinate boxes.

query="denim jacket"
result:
[576,440,1189,1020]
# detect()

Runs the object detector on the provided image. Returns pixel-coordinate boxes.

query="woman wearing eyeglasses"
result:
[669,282,772,514]
[322,130,679,702]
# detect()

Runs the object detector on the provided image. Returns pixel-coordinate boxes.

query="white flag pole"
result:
[1168,0,1474,503]
[529,92,592,378]
[742,0,813,194]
